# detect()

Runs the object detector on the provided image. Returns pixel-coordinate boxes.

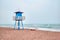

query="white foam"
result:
[0,26,60,32]
[24,27,60,32]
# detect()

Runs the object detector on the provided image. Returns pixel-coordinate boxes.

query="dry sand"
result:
[0,27,60,40]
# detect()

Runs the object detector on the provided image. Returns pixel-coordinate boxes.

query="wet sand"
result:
[0,27,60,40]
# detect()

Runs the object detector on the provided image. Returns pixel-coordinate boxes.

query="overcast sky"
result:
[0,0,60,24]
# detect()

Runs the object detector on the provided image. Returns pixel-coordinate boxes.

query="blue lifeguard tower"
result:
[13,11,25,30]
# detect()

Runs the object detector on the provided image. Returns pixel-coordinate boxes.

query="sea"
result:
[0,24,60,30]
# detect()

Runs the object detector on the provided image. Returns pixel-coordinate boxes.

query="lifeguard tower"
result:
[13,11,25,30]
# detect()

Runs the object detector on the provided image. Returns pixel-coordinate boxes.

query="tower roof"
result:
[15,11,23,14]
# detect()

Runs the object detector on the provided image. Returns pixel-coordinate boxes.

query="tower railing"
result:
[13,16,25,21]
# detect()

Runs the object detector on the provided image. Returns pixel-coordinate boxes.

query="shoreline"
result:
[0,26,60,32]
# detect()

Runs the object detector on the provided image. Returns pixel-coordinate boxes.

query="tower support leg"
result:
[21,21,24,30]
[18,21,20,30]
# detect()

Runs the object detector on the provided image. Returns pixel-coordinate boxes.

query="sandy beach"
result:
[0,27,60,40]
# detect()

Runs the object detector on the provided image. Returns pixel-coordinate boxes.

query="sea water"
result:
[0,24,60,30]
